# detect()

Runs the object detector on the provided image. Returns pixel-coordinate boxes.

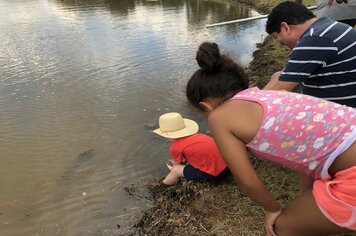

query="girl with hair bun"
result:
[186,42,356,236]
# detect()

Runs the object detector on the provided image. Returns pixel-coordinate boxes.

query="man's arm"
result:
[263,71,300,91]
[265,33,337,92]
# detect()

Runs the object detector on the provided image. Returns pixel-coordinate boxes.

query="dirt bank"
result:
[127,159,298,236]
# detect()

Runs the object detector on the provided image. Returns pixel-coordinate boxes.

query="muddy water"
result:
[0,0,267,235]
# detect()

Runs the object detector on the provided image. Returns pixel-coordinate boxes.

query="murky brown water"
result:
[0,0,266,235]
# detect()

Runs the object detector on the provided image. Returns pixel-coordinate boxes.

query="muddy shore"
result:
[121,1,356,235]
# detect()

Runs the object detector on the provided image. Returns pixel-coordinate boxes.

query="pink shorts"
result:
[313,166,356,230]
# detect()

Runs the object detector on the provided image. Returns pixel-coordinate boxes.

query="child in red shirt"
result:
[153,112,229,185]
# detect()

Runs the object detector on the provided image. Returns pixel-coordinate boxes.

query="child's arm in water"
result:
[162,163,185,185]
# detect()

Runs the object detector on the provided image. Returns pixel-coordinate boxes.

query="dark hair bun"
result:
[196,42,221,72]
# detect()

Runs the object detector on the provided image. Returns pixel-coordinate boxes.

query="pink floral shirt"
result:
[229,87,355,179]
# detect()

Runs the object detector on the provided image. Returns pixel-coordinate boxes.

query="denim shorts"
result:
[183,165,230,182]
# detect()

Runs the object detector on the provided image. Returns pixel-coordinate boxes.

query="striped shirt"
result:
[280,17,356,107]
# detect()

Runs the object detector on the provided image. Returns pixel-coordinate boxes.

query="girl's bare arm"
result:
[208,110,281,212]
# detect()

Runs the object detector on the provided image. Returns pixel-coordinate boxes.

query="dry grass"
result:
[128,159,299,236]
[125,160,355,236]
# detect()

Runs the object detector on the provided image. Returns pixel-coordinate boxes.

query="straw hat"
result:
[153,112,199,139]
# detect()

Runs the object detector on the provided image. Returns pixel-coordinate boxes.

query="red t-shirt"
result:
[169,133,227,176]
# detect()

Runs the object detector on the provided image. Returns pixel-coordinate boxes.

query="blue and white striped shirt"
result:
[280,17,356,107]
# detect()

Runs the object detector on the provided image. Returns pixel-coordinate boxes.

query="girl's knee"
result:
[274,212,299,236]
[274,214,287,236]
[274,211,315,236]
[274,217,285,236]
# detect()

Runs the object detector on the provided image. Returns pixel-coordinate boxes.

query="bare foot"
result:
[165,160,173,171]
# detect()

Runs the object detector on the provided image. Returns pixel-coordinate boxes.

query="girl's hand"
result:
[265,208,282,236]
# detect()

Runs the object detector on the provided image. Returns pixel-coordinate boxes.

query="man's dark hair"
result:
[266,1,315,34]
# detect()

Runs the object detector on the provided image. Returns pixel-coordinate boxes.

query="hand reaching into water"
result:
[265,208,282,236]
[165,160,174,170]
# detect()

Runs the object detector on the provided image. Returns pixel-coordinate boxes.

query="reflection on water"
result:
[0,0,266,235]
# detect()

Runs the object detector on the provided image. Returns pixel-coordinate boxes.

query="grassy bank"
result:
[122,1,355,235]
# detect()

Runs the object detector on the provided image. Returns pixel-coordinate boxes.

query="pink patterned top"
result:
[229,87,355,179]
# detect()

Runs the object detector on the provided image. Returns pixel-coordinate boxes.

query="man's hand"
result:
[263,71,299,92]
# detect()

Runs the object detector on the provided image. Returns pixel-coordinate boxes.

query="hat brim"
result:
[153,118,199,139]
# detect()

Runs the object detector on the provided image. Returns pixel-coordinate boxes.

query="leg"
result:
[298,173,314,195]
[162,164,185,185]
[274,190,352,236]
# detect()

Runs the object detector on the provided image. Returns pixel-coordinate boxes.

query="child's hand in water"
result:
[165,160,174,171]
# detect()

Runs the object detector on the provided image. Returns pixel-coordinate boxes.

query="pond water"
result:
[0,0,267,235]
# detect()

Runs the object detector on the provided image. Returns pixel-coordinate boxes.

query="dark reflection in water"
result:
[56,0,255,27]
[0,0,266,235]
